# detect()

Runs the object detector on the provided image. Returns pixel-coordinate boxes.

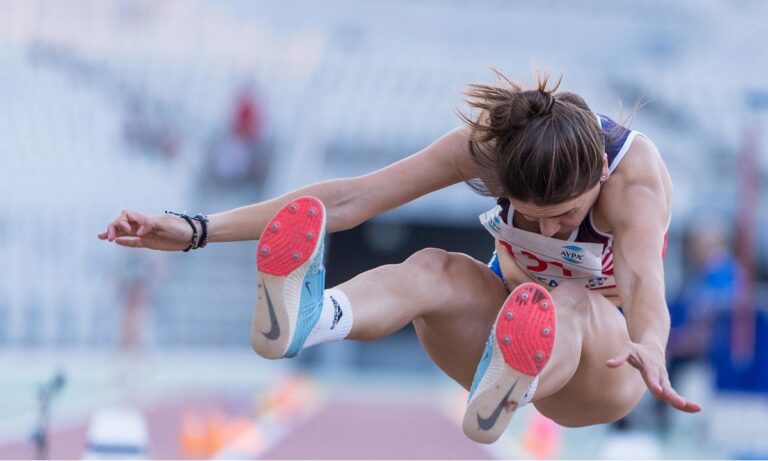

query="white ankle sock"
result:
[303,288,354,348]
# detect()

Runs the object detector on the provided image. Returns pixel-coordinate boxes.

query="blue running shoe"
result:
[252,196,326,359]
[463,283,556,443]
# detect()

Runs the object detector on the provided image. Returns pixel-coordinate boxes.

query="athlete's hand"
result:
[607,341,701,413]
[97,210,194,251]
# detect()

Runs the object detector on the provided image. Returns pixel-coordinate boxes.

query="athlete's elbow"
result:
[326,205,360,232]
[329,193,372,231]
[321,179,369,232]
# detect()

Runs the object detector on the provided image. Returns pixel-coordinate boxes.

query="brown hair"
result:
[458,70,605,205]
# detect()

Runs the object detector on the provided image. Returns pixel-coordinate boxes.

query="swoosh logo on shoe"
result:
[477,379,519,431]
[261,285,281,340]
[305,281,311,295]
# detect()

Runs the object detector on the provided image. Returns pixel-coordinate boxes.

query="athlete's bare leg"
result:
[530,283,646,427]
[335,249,645,427]
[337,248,508,384]
[252,198,644,429]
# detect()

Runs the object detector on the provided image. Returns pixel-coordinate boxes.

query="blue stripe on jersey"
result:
[487,251,508,289]
[598,114,632,167]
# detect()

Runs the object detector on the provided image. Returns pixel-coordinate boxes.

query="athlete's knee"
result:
[401,248,483,312]
[403,248,454,279]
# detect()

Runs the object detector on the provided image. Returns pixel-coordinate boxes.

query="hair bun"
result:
[459,69,604,204]
[521,90,556,119]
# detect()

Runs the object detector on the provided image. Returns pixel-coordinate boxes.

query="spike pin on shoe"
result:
[463,282,557,443]
[252,196,326,359]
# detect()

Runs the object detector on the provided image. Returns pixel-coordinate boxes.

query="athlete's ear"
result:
[601,153,609,178]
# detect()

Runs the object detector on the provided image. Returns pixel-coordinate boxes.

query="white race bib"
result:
[480,206,615,289]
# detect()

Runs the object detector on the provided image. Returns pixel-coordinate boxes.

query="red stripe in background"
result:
[732,122,759,364]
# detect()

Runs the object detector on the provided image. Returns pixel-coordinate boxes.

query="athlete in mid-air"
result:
[100,70,700,443]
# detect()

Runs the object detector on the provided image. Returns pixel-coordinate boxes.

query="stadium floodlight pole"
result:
[31,372,66,461]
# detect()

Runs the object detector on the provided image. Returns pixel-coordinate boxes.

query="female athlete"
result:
[99,71,701,443]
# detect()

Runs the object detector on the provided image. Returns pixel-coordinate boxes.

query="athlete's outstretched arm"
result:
[98,127,478,250]
[603,138,701,413]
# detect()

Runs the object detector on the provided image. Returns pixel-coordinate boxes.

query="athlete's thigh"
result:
[412,252,509,390]
[535,289,646,426]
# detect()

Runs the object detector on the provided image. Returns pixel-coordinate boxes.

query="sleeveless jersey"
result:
[479,114,661,291]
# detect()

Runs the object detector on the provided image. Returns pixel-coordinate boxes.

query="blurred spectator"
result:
[117,252,159,352]
[232,85,262,145]
[123,94,181,161]
[207,83,272,186]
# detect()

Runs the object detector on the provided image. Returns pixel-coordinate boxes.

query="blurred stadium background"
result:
[1,0,767,459]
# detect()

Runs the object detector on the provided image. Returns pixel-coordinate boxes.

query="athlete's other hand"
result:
[607,341,702,413]
[97,210,193,251]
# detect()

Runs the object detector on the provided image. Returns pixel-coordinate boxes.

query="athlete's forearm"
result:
[207,178,358,243]
[612,224,671,353]
[607,178,672,353]
[623,274,670,352]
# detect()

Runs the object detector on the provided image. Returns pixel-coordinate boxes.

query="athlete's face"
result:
[511,152,609,238]
[510,183,602,238]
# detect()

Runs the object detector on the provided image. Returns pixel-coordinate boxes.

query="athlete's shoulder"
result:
[595,134,672,232]
[608,131,667,183]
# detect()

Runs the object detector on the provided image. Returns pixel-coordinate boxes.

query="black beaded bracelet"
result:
[164,210,198,252]
[192,214,209,248]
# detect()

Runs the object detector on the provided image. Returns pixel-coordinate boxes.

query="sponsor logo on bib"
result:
[488,215,502,232]
[561,245,585,264]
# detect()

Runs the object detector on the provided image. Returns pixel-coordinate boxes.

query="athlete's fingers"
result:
[97,231,108,240]
[657,373,675,398]
[606,344,633,368]
[119,213,133,233]
[114,212,128,233]
[659,384,685,409]
[108,214,130,240]
[105,223,114,241]
[131,212,154,237]
[136,217,154,237]
[109,222,121,241]
[122,210,146,233]
[658,373,699,411]
[659,383,701,413]
[105,211,128,240]
[640,364,663,396]
[678,398,702,413]
[114,237,145,248]
[107,222,128,241]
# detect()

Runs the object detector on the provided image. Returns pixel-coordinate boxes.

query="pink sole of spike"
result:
[495,283,556,376]
[257,196,326,276]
